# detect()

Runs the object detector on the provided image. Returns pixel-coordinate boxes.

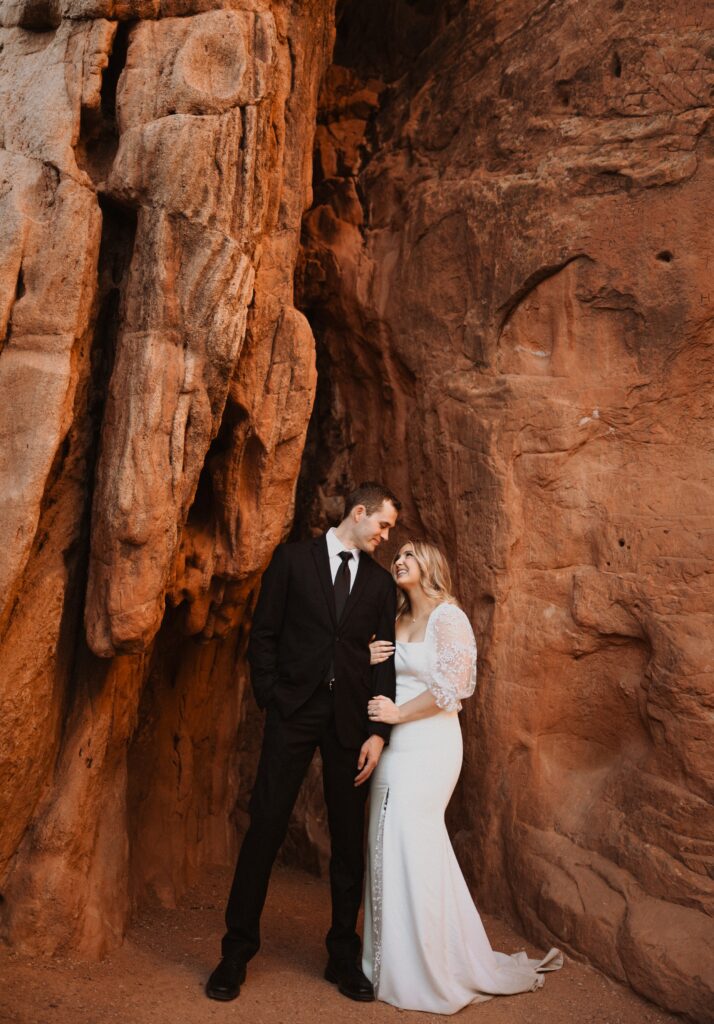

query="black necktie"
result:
[334,551,353,620]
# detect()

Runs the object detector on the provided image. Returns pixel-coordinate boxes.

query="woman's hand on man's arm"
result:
[369,637,395,664]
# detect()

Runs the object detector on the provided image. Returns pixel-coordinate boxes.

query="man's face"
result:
[353,501,399,553]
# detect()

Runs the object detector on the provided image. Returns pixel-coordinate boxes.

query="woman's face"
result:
[392,545,422,591]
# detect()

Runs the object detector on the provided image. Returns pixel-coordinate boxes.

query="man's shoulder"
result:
[361,553,395,586]
[274,535,324,559]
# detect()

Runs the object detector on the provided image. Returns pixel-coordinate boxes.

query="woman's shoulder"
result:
[430,601,473,632]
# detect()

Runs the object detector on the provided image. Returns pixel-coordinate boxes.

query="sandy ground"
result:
[0,865,680,1024]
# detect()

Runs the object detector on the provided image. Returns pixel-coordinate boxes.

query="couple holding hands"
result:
[206,482,561,1014]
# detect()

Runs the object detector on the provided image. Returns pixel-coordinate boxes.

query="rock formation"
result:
[296,1,714,1021]
[0,0,712,1020]
[0,0,334,956]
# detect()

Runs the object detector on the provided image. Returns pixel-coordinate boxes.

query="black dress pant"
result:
[222,683,369,964]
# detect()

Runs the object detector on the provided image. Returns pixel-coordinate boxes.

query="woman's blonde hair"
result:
[392,539,459,617]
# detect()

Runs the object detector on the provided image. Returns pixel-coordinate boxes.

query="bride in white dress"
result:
[363,540,562,1014]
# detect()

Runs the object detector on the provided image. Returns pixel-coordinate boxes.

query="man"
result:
[206,482,400,1002]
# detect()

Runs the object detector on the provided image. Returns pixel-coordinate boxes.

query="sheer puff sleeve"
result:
[425,603,477,712]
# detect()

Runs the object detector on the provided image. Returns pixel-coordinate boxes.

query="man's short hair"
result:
[344,481,402,517]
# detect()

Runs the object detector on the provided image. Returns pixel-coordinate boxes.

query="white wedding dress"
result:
[362,602,562,1014]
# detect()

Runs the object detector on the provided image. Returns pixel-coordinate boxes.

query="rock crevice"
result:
[295,3,714,1020]
[0,0,334,958]
[0,2,712,1020]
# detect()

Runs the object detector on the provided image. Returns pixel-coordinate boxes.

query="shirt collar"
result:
[326,527,360,563]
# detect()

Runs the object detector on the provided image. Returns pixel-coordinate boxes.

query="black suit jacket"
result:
[247,534,397,749]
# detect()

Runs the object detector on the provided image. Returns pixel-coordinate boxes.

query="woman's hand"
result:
[368,695,401,725]
[369,638,395,665]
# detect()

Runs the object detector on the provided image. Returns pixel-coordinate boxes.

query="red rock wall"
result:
[1,0,712,1019]
[297,1,714,1020]
[0,0,334,956]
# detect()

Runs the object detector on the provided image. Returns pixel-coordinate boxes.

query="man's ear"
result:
[352,504,366,522]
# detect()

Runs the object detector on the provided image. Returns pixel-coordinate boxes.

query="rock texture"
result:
[296,1,714,1020]
[0,0,333,956]
[1,0,712,1020]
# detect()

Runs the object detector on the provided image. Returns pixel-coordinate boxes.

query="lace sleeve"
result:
[425,603,477,712]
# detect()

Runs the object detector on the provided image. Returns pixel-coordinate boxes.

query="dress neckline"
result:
[395,602,445,645]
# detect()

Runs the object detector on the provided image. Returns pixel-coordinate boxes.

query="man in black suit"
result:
[206,482,401,1003]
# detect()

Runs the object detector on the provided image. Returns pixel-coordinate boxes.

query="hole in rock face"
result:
[0,266,26,356]
[101,21,131,119]
[89,196,137,450]
[611,51,622,77]
[185,398,251,535]
[334,0,467,80]
[556,82,571,106]
[15,266,26,300]
[76,21,132,184]
[618,538,626,547]
[656,250,673,262]
[1,268,27,355]
[16,0,61,31]
[597,169,632,191]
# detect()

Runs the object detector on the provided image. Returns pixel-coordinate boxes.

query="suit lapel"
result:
[312,535,337,626]
[338,553,373,626]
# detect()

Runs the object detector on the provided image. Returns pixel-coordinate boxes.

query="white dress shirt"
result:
[326,527,360,591]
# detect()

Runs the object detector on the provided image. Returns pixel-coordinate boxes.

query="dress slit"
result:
[362,632,562,1014]
[371,787,389,994]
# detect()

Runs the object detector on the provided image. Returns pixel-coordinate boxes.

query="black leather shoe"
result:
[324,959,374,1002]
[206,957,247,1001]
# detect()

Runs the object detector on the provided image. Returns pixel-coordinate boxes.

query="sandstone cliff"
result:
[297,1,714,1020]
[0,0,712,1020]
[0,0,334,956]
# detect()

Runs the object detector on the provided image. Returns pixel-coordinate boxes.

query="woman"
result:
[363,540,562,1014]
